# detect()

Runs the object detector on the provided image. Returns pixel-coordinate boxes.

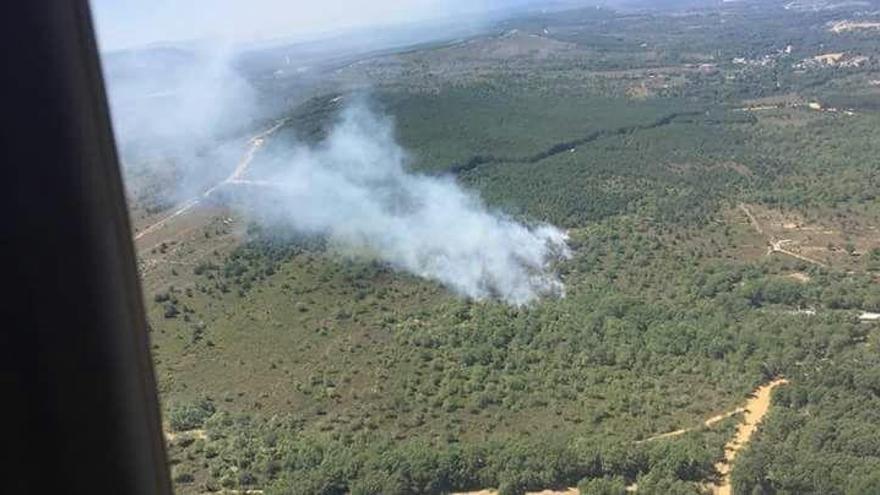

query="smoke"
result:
[99,30,570,304]
[242,103,570,305]
[103,44,260,200]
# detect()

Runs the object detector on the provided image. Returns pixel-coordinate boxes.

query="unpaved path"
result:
[712,378,788,495]
[134,118,288,243]
[768,239,827,268]
[738,203,827,268]
[133,197,202,242]
[455,379,788,495]
[738,203,764,236]
[637,406,746,443]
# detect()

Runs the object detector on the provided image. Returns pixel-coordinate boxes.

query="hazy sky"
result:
[91,0,522,51]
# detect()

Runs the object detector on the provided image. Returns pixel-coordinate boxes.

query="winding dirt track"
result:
[133,119,288,243]
[712,378,788,495]
[636,407,746,444]
[455,379,789,495]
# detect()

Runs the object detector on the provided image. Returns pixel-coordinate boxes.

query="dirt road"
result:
[454,379,789,495]
[133,118,288,244]
[738,203,764,236]
[637,407,746,444]
[712,378,788,495]
[768,239,827,268]
[738,203,827,268]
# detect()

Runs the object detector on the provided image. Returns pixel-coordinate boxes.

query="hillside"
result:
[123,1,880,494]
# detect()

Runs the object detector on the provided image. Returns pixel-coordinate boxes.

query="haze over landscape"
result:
[96,0,573,304]
[93,0,880,493]
[92,0,545,50]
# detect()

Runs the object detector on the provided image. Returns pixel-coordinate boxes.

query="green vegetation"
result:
[733,345,880,495]
[168,399,216,432]
[136,1,880,493]
[153,211,877,493]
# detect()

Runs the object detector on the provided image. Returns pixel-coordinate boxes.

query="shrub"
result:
[168,399,216,432]
[577,475,628,495]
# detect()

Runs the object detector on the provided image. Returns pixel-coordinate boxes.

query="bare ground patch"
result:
[733,203,878,270]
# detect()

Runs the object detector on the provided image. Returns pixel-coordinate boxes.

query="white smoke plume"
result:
[103,44,259,200]
[99,36,570,304]
[245,104,570,305]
